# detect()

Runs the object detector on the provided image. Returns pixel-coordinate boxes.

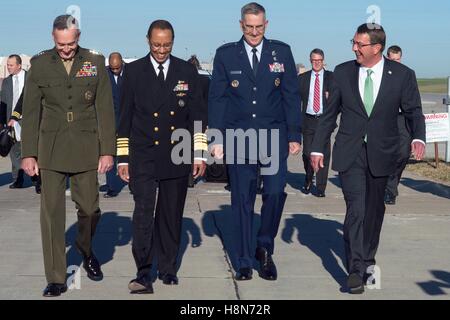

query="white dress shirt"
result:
[358,57,384,105]
[150,55,170,79]
[12,69,25,110]
[113,70,124,84]
[306,69,324,115]
[243,40,263,69]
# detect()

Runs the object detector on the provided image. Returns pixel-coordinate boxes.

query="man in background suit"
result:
[0,54,27,189]
[117,20,207,294]
[298,48,333,197]
[384,45,412,205]
[311,23,425,294]
[104,52,126,198]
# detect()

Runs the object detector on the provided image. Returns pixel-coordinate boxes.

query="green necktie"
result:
[363,69,374,142]
[364,69,374,116]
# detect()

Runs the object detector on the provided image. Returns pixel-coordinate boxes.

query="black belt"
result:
[305,113,322,119]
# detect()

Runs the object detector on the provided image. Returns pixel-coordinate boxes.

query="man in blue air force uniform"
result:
[208,2,302,281]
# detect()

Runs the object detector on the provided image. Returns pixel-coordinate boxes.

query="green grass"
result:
[417,78,448,94]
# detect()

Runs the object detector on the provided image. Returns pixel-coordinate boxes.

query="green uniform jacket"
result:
[21,47,116,173]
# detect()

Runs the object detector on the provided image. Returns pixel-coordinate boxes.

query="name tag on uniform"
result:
[230,70,242,75]
[269,62,285,73]
[76,61,98,77]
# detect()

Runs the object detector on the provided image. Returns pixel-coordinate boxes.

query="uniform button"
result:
[67,85,72,89]
[155,141,160,146]
[68,96,72,100]
[154,127,159,132]
[171,126,175,131]
[253,87,257,91]
[154,113,159,118]
[170,111,175,116]
[171,141,175,145]
[69,106,73,110]
[252,114,256,118]
[252,101,257,105]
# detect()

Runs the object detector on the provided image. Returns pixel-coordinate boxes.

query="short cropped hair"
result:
[310,48,324,59]
[241,2,266,20]
[53,14,79,31]
[356,23,386,51]
[147,20,175,41]
[8,54,22,65]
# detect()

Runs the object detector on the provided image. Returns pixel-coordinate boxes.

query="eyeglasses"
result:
[150,42,173,51]
[243,24,265,33]
[350,39,376,49]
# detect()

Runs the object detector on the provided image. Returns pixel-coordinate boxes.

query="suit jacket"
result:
[298,70,333,135]
[311,58,426,177]
[21,47,116,173]
[107,66,125,128]
[117,54,207,180]
[0,71,27,125]
[208,37,301,160]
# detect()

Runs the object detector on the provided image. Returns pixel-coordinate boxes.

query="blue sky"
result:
[1,0,449,77]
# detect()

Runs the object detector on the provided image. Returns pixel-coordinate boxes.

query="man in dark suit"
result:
[209,2,301,281]
[117,20,207,294]
[103,52,126,198]
[0,54,27,189]
[298,48,333,197]
[384,45,412,205]
[311,23,425,294]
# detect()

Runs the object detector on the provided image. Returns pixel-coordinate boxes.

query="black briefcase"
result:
[0,127,15,157]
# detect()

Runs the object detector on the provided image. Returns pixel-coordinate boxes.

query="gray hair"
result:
[241,2,266,20]
[53,14,79,32]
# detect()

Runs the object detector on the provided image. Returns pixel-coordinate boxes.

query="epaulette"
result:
[268,39,289,47]
[32,50,51,60]
[89,49,102,56]
[217,42,238,50]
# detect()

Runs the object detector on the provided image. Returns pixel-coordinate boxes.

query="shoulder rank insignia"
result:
[89,49,101,55]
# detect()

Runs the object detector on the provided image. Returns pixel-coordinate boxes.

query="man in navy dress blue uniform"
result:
[208,2,302,281]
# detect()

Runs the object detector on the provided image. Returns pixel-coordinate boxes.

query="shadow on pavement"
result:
[281,214,347,288]
[417,270,450,295]
[65,212,132,268]
[176,217,202,272]
[286,171,307,192]
[202,204,261,272]
[401,177,450,199]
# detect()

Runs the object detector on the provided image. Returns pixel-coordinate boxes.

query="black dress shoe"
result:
[76,244,103,281]
[158,273,179,285]
[315,190,326,198]
[43,283,67,297]
[384,192,396,205]
[103,190,118,198]
[128,279,154,294]
[255,247,277,281]
[347,273,364,294]
[82,254,103,281]
[301,182,311,195]
[235,267,253,281]
[9,181,24,189]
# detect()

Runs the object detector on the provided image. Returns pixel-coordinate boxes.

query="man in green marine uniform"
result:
[21,14,116,297]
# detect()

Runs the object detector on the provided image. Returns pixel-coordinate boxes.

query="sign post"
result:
[425,112,450,168]
[446,77,450,162]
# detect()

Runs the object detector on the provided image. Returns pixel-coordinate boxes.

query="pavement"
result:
[0,141,449,300]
